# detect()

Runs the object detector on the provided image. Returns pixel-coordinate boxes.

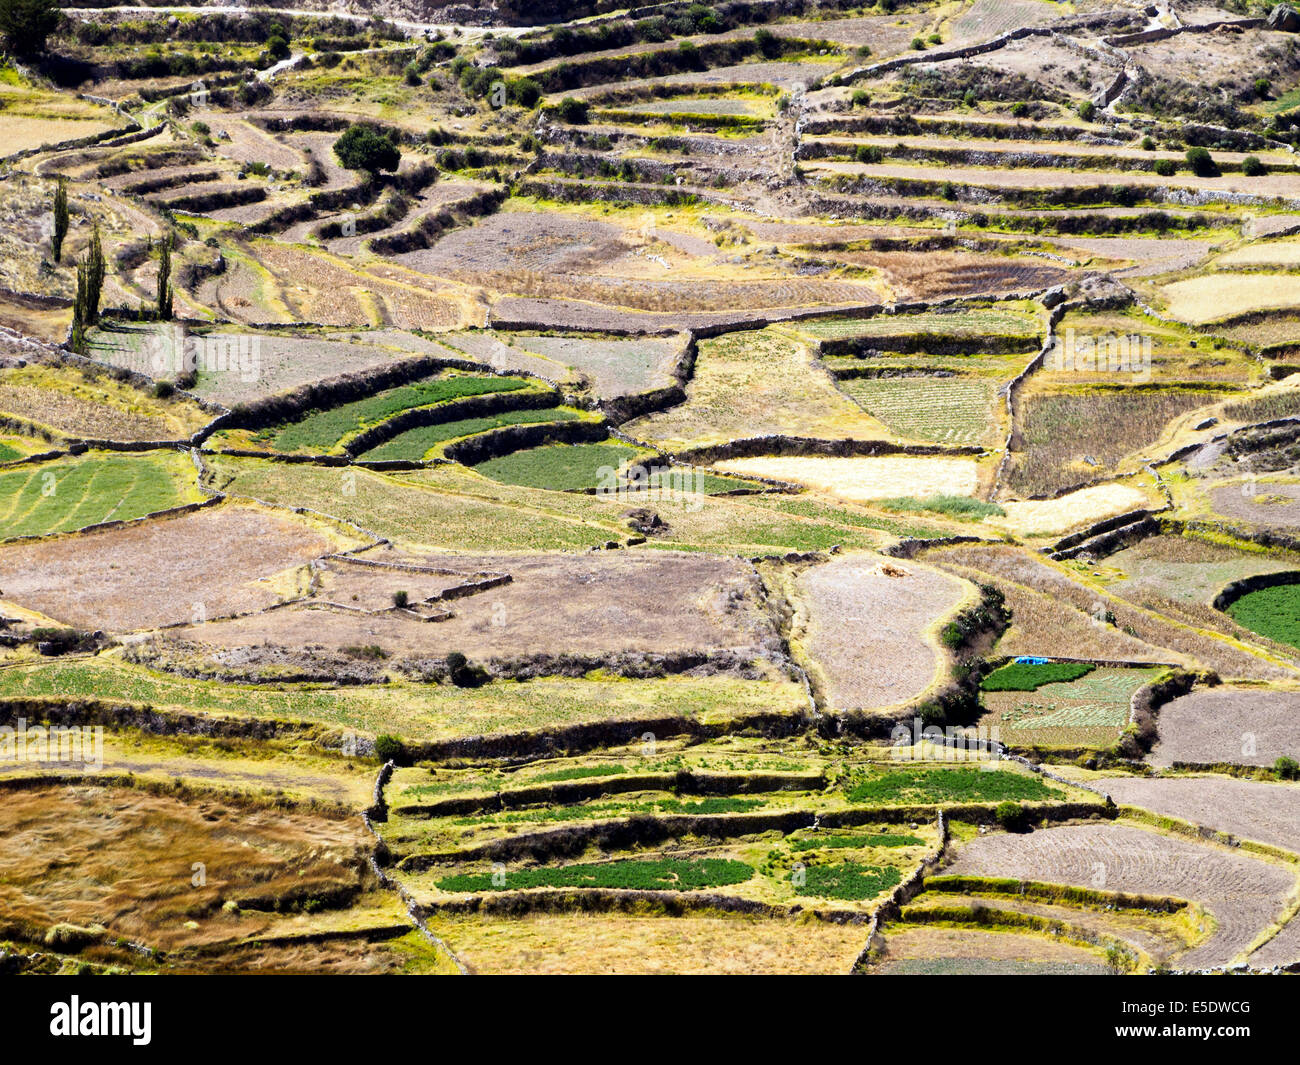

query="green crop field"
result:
[269,376,529,453]
[616,466,761,496]
[790,833,925,851]
[796,861,902,901]
[980,667,1165,748]
[435,858,754,893]
[0,442,21,462]
[453,795,769,827]
[1225,584,1300,649]
[474,441,650,491]
[841,377,998,446]
[0,451,200,540]
[876,495,1006,520]
[846,767,1061,804]
[982,662,1095,691]
[360,408,582,461]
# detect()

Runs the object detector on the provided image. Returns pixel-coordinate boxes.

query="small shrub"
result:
[334,123,400,174]
[1077,99,1096,121]
[1140,135,1155,150]
[995,801,1028,833]
[851,88,870,107]
[392,589,409,608]
[1152,158,1176,176]
[1277,755,1299,780]
[373,734,406,764]
[152,380,174,399]
[509,77,540,108]
[918,702,946,727]
[556,97,589,124]
[343,644,388,660]
[1010,101,1028,117]
[1185,146,1218,177]
[1241,155,1266,177]
[445,650,489,688]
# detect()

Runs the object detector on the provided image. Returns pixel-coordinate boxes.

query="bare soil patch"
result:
[796,552,969,711]
[1151,686,1300,768]
[0,504,344,631]
[160,547,783,676]
[1210,481,1300,528]
[1101,775,1300,853]
[870,926,1109,975]
[945,822,1293,967]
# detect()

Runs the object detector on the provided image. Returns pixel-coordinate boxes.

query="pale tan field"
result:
[992,483,1151,537]
[1160,274,1300,324]
[623,329,893,451]
[0,114,122,156]
[434,913,867,975]
[713,455,981,503]
[1217,241,1300,266]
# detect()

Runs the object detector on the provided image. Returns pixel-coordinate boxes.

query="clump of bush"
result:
[555,97,589,124]
[1277,755,1299,780]
[1185,146,1218,177]
[333,123,401,175]
[445,650,489,688]
[995,801,1029,833]
[374,734,407,765]
[31,628,100,655]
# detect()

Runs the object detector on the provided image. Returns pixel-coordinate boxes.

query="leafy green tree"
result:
[83,225,104,325]
[52,176,68,264]
[333,123,400,175]
[70,264,88,354]
[1242,154,1266,177]
[156,235,173,321]
[0,0,61,57]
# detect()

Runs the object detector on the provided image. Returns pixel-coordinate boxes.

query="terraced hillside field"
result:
[5,0,1300,988]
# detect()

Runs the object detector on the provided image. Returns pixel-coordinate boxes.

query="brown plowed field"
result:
[945,823,1294,967]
